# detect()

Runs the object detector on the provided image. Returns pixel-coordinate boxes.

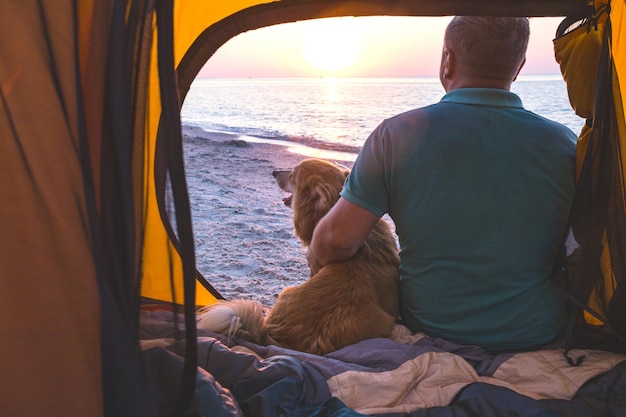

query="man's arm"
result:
[307,197,380,275]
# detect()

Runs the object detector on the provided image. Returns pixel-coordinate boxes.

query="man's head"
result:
[439,16,530,91]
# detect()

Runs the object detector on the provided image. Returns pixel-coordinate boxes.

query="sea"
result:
[181,75,585,160]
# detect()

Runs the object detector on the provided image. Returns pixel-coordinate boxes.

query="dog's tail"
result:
[197,299,268,345]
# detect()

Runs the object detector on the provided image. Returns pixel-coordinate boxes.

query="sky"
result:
[198,16,565,79]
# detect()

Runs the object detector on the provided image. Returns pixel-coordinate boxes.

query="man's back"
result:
[341,88,577,352]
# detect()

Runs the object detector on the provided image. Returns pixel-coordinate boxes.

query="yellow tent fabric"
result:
[3,0,625,415]
[604,0,626,336]
[554,0,626,337]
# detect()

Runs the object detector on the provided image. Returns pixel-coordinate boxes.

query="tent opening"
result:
[178,16,585,304]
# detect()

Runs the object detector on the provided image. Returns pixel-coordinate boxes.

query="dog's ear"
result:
[310,181,339,215]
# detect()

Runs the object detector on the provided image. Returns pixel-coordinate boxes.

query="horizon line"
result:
[194,73,564,79]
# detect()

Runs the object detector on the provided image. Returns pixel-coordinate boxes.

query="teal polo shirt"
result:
[341,88,577,353]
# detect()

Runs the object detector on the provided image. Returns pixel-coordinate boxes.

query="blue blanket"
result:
[144,321,626,417]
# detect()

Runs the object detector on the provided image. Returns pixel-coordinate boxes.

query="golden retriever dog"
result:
[197,158,400,355]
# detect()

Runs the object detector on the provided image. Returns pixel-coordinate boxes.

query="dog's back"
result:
[264,216,399,355]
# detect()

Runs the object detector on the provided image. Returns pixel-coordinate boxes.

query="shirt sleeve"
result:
[340,121,391,218]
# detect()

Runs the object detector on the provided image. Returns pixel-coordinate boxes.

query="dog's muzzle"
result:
[272,169,293,207]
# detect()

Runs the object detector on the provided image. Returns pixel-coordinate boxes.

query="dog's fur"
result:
[197,158,400,355]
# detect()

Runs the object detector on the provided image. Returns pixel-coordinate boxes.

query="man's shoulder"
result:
[522,110,578,140]
[383,102,442,125]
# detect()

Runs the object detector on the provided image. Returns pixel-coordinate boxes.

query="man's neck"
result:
[444,75,513,92]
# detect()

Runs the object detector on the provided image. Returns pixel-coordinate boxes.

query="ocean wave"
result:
[184,122,362,155]
[277,134,361,154]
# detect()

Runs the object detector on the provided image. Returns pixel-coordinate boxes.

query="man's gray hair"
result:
[445,16,530,79]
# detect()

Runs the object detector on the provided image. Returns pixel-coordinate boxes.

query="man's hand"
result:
[306,249,323,276]
[306,197,380,276]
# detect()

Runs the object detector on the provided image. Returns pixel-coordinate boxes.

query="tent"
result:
[1,0,625,416]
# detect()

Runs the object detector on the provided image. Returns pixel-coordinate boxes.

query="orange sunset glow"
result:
[199,16,565,78]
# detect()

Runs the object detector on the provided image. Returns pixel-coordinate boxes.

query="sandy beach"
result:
[183,125,356,306]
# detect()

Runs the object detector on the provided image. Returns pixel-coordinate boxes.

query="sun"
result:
[302,18,363,73]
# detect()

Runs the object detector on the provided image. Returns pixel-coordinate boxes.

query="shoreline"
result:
[183,124,355,305]
[184,124,358,162]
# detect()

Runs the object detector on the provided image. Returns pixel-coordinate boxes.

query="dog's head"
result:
[273,158,349,244]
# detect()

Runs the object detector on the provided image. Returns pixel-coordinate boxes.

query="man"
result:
[307,16,577,353]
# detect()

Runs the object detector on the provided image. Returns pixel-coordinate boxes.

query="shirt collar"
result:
[440,88,524,109]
